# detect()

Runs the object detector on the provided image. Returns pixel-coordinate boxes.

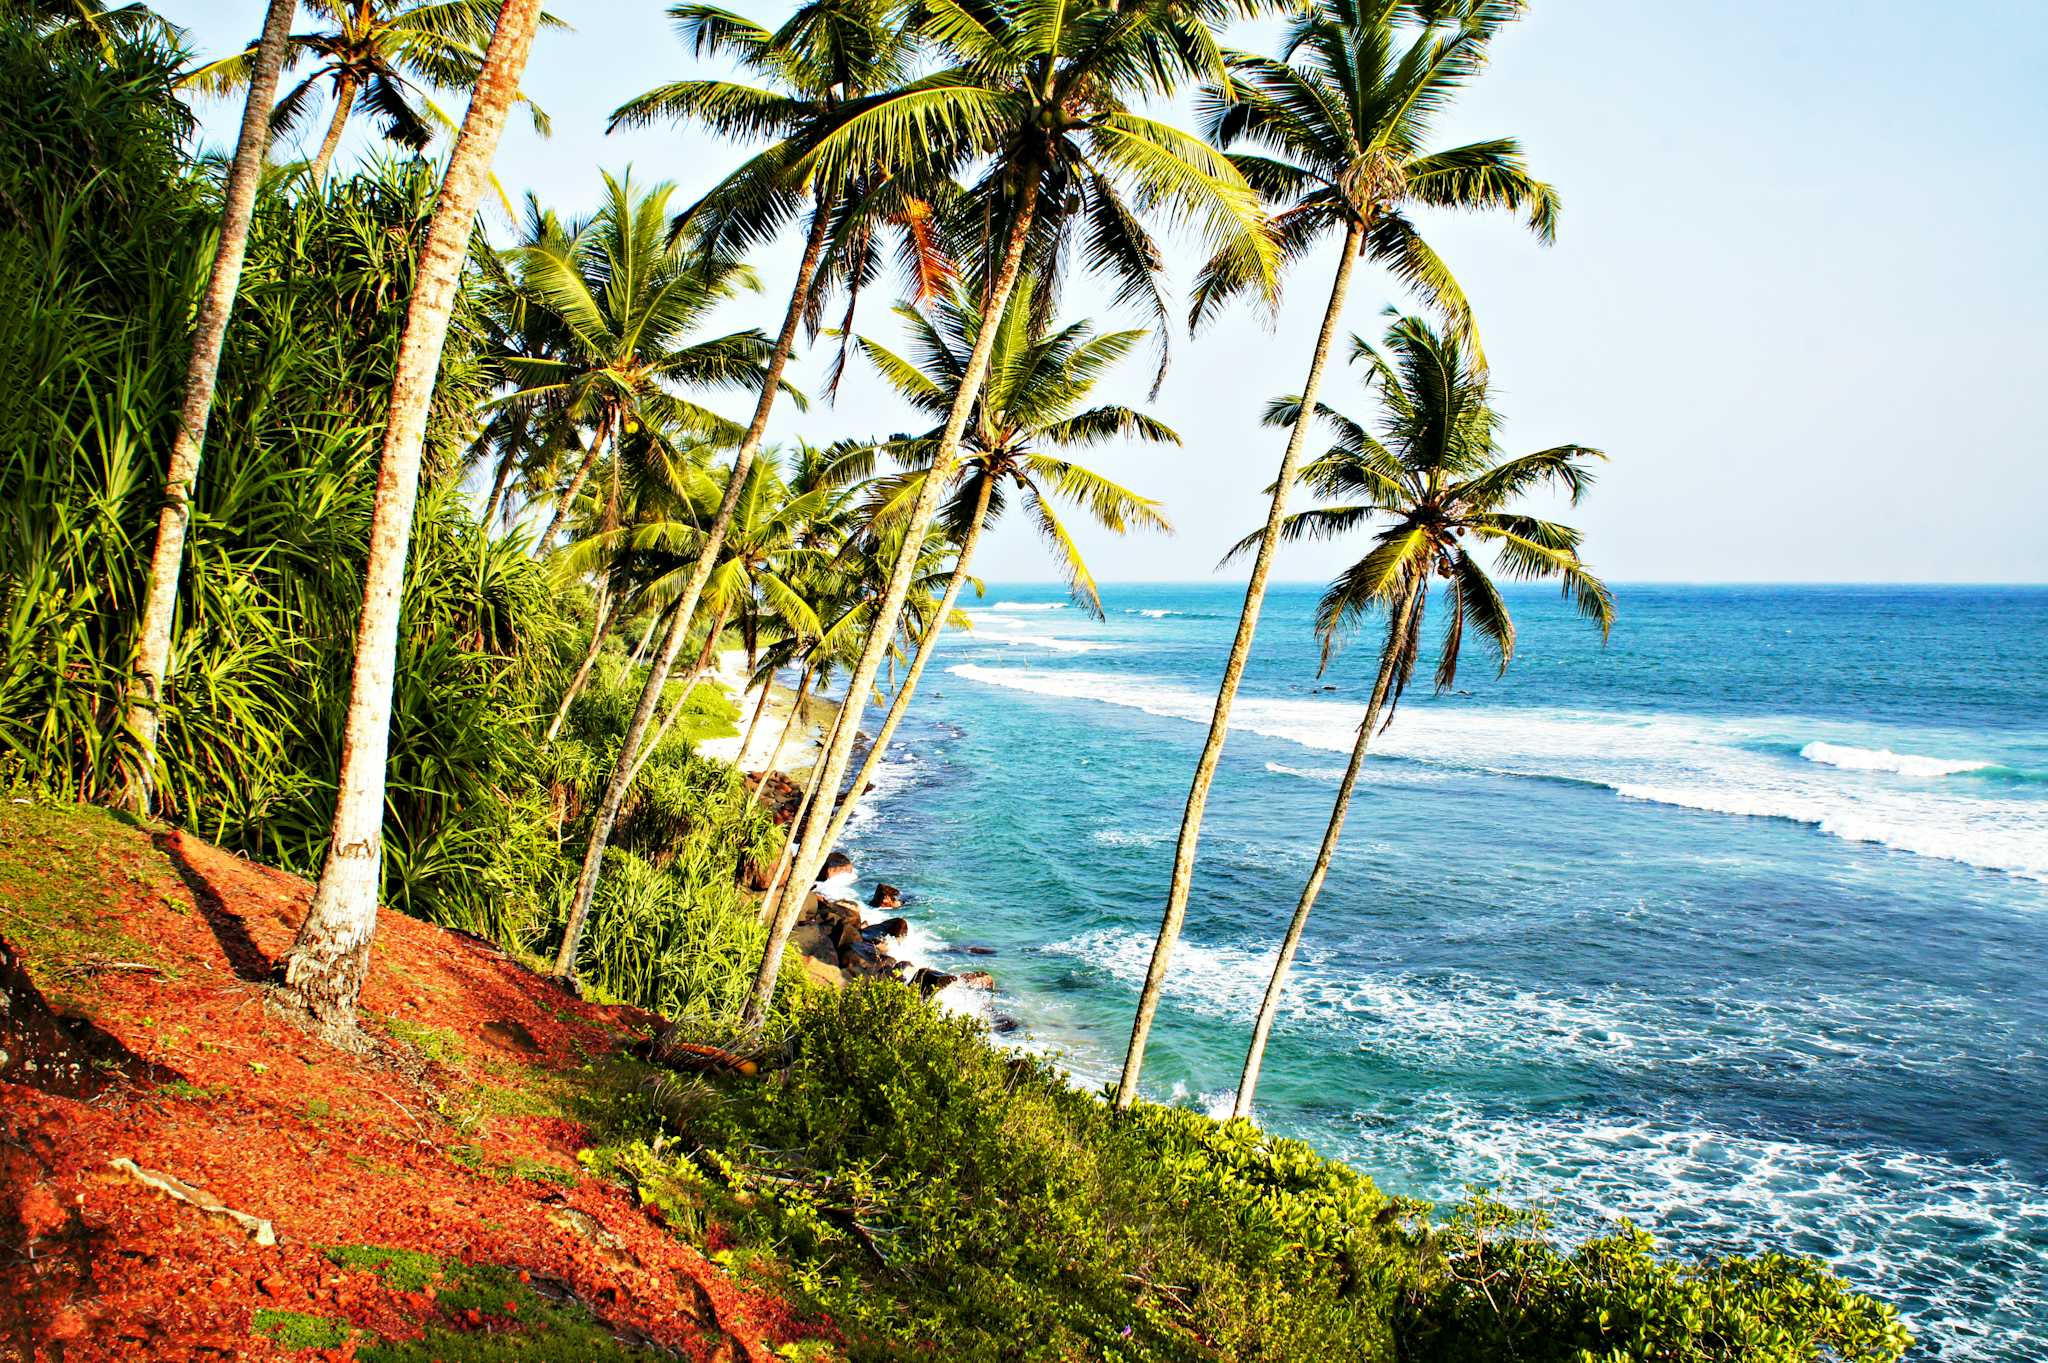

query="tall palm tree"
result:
[183,0,559,183]
[122,0,298,817]
[1227,313,1612,1116]
[809,278,1175,858]
[282,0,547,1032]
[505,171,777,555]
[1116,0,1560,1109]
[552,0,937,982]
[745,0,1280,1028]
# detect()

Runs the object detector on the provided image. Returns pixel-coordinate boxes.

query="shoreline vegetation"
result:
[0,5,1922,1361]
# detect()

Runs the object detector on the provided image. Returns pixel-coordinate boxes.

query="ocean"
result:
[835,582,2048,1359]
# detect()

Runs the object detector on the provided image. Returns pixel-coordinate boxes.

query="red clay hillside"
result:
[0,801,832,1362]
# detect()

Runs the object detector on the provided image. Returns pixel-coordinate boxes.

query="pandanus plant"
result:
[1226,313,1613,1117]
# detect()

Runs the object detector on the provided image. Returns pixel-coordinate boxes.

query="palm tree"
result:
[505,171,777,555]
[1227,313,1612,1116]
[281,0,547,1031]
[745,0,1279,1028]
[809,278,1174,858]
[183,0,559,183]
[122,0,297,817]
[552,0,937,982]
[1116,0,1561,1109]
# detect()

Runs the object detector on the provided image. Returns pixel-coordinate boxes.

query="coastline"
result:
[703,650,1004,1026]
[695,649,841,778]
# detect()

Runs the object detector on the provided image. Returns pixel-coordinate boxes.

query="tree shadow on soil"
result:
[154,832,272,982]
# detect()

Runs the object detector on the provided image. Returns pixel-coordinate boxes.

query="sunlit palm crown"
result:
[610,0,953,390]
[856,278,1175,612]
[794,0,1284,382]
[184,0,560,153]
[1241,313,1611,698]
[1190,0,1558,332]
[498,172,785,461]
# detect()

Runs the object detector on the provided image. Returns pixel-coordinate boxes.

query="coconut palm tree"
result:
[809,278,1175,857]
[746,0,1280,1027]
[122,0,297,817]
[1226,313,1612,1116]
[506,171,779,555]
[552,0,943,977]
[183,0,559,183]
[282,0,547,1032]
[1116,0,1562,1109]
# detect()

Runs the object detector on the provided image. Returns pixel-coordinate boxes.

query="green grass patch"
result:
[383,1016,467,1067]
[251,1308,352,1350]
[0,802,161,971]
[446,1143,578,1188]
[325,1244,446,1294]
[154,1080,221,1102]
[354,1260,672,1363]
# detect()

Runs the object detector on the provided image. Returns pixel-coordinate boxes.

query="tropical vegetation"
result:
[0,3,1911,1359]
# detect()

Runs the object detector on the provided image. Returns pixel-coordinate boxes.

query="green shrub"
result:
[607,984,1910,1363]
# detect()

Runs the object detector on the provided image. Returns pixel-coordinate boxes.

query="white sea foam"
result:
[947,664,2048,883]
[985,601,1066,612]
[1266,761,1347,782]
[1339,1100,2048,1362]
[1136,608,1179,618]
[1041,928,2000,1077]
[965,623,1118,654]
[1091,827,1170,848]
[1799,740,1992,778]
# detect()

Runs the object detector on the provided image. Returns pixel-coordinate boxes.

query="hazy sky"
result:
[160,2,2048,585]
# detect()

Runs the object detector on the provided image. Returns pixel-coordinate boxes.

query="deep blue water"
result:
[836,583,2048,1359]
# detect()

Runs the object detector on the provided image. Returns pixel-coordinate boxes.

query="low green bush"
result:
[603,983,1911,1363]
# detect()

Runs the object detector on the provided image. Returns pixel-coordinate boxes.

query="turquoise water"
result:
[836,583,2048,1358]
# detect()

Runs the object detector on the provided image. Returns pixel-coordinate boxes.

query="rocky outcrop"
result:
[869,883,903,910]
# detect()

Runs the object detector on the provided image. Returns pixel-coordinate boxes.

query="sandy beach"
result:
[694,649,842,778]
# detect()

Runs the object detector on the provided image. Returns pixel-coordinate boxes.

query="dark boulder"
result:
[869,883,903,910]
[863,916,910,942]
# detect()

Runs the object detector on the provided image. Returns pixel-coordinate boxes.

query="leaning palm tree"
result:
[122,0,297,817]
[183,0,559,183]
[1227,313,1612,1116]
[552,0,938,978]
[282,0,546,1031]
[1116,0,1561,1109]
[809,278,1175,857]
[745,0,1280,1028]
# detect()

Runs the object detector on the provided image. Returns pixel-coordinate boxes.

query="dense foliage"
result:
[0,16,772,1009]
[601,984,1911,1363]
[0,12,1916,1361]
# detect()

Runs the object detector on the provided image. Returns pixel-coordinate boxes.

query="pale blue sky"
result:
[160,2,2048,584]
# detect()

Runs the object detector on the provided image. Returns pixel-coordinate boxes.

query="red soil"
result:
[0,808,830,1362]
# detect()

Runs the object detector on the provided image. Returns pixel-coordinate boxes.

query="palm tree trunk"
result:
[481,440,518,530]
[1233,579,1419,1119]
[735,668,774,771]
[544,576,612,744]
[758,695,845,915]
[747,661,815,810]
[814,477,992,856]
[120,0,297,817]
[309,72,358,184]
[627,611,658,667]
[623,604,728,788]
[534,420,607,556]
[1115,220,1366,1110]
[281,0,546,1032]
[743,179,1042,1029]
[552,191,838,979]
